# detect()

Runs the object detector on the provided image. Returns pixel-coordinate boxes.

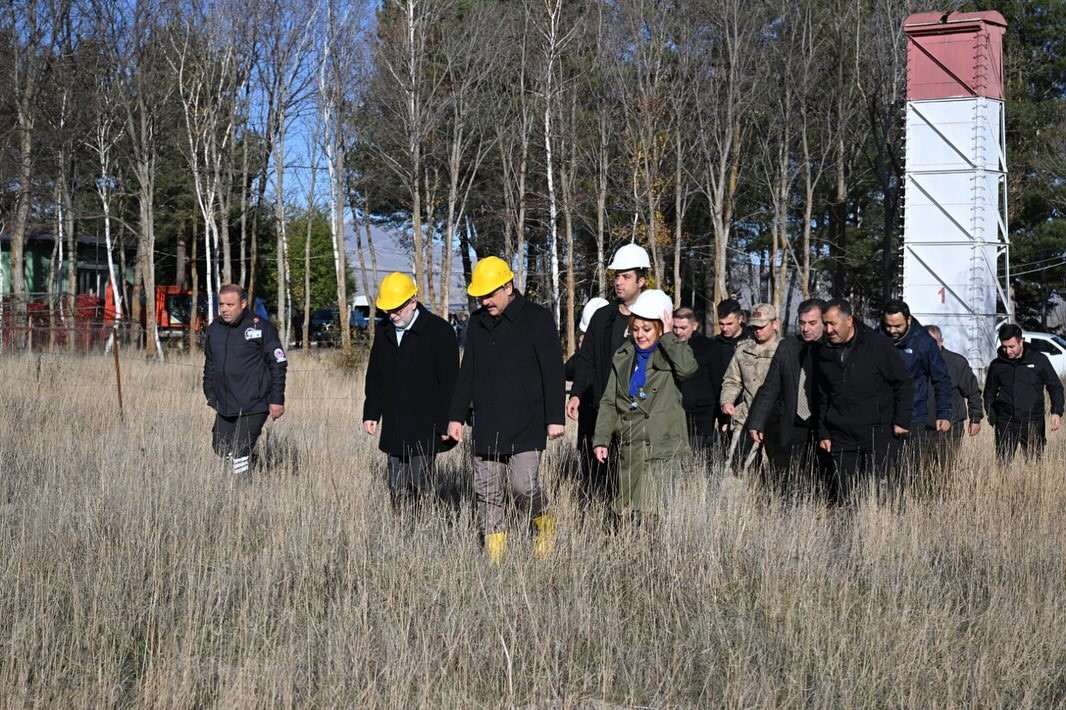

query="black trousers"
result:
[994,418,1046,461]
[827,429,903,505]
[576,407,616,505]
[386,452,436,508]
[763,424,825,496]
[212,411,269,474]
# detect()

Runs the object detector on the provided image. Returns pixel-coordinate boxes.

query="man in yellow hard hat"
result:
[363,272,459,511]
[447,256,565,563]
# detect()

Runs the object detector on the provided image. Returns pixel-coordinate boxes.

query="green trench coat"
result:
[593,333,698,515]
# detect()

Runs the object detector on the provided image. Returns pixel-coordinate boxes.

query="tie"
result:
[797,364,811,421]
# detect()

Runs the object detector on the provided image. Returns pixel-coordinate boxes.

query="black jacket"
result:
[678,331,720,436]
[879,318,953,425]
[747,335,818,445]
[570,303,629,412]
[983,345,1064,426]
[709,331,749,428]
[449,292,565,456]
[363,305,459,458]
[203,309,287,417]
[928,348,983,426]
[814,322,913,448]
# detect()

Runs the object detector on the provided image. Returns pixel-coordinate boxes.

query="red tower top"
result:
[904,11,1006,101]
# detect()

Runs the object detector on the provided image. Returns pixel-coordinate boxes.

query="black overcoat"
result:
[449,292,565,456]
[363,304,459,458]
[747,335,818,445]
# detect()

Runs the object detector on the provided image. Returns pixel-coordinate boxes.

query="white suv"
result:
[1023,331,1066,382]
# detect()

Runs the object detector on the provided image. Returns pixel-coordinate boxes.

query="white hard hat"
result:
[628,289,673,322]
[607,243,651,271]
[578,297,610,333]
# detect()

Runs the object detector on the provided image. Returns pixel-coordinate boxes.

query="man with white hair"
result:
[566,243,650,502]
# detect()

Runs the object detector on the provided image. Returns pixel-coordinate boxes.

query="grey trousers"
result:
[386,454,434,508]
[473,451,547,534]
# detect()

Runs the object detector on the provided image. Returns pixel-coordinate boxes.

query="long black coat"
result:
[677,331,719,436]
[363,305,459,458]
[569,303,629,413]
[815,322,913,449]
[449,292,565,456]
[747,335,818,445]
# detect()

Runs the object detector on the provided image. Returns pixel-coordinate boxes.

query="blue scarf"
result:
[628,342,659,398]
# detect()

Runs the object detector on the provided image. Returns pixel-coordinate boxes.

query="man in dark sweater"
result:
[815,299,913,504]
[672,306,717,453]
[708,298,749,452]
[983,323,1064,460]
[924,324,983,471]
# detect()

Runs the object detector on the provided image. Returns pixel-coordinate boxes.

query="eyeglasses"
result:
[386,298,414,316]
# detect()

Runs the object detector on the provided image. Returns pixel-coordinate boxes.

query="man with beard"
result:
[879,299,953,490]
[363,272,459,511]
[565,243,650,502]
[747,298,826,494]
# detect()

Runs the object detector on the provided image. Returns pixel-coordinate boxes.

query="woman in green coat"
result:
[593,289,697,521]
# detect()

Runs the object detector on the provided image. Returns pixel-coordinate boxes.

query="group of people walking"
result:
[201,246,1064,562]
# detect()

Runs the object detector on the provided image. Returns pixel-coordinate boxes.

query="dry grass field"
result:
[1,349,1065,708]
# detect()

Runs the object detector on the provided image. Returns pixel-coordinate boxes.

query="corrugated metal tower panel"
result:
[903,12,1009,374]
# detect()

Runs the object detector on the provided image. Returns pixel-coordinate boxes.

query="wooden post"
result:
[112,327,124,420]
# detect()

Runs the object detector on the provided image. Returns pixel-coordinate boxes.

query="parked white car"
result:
[1023,331,1066,382]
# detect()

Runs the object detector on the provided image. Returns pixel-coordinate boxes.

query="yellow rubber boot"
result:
[533,515,556,559]
[485,532,507,564]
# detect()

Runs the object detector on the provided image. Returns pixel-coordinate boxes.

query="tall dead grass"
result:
[1,350,1064,708]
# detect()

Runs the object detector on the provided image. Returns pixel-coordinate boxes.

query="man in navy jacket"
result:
[203,284,287,476]
[879,299,953,482]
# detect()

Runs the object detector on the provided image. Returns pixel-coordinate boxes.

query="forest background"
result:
[2,0,1064,357]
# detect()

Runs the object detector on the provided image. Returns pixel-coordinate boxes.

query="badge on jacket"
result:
[274,348,287,363]
[245,328,262,340]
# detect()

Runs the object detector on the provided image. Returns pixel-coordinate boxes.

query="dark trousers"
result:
[577,408,616,505]
[994,418,1046,461]
[386,453,435,509]
[212,411,269,475]
[763,424,824,496]
[827,429,903,505]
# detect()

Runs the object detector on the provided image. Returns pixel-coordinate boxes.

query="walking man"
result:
[815,299,913,504]
[363,272,459,510]
[983,323,1063,460]
[448,256,566,563]
[747,298,826,494]
[720,303,781,475]
[566,243,650,501]
[879,300,953,483]
[672,307,718,454]
[565,297,610,504]
[924,324,983,470]
[709,299,749,447]
[203,284,287,476]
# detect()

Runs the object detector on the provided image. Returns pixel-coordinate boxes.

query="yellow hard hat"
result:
[376,272,417,311]
[467,256,515,297]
